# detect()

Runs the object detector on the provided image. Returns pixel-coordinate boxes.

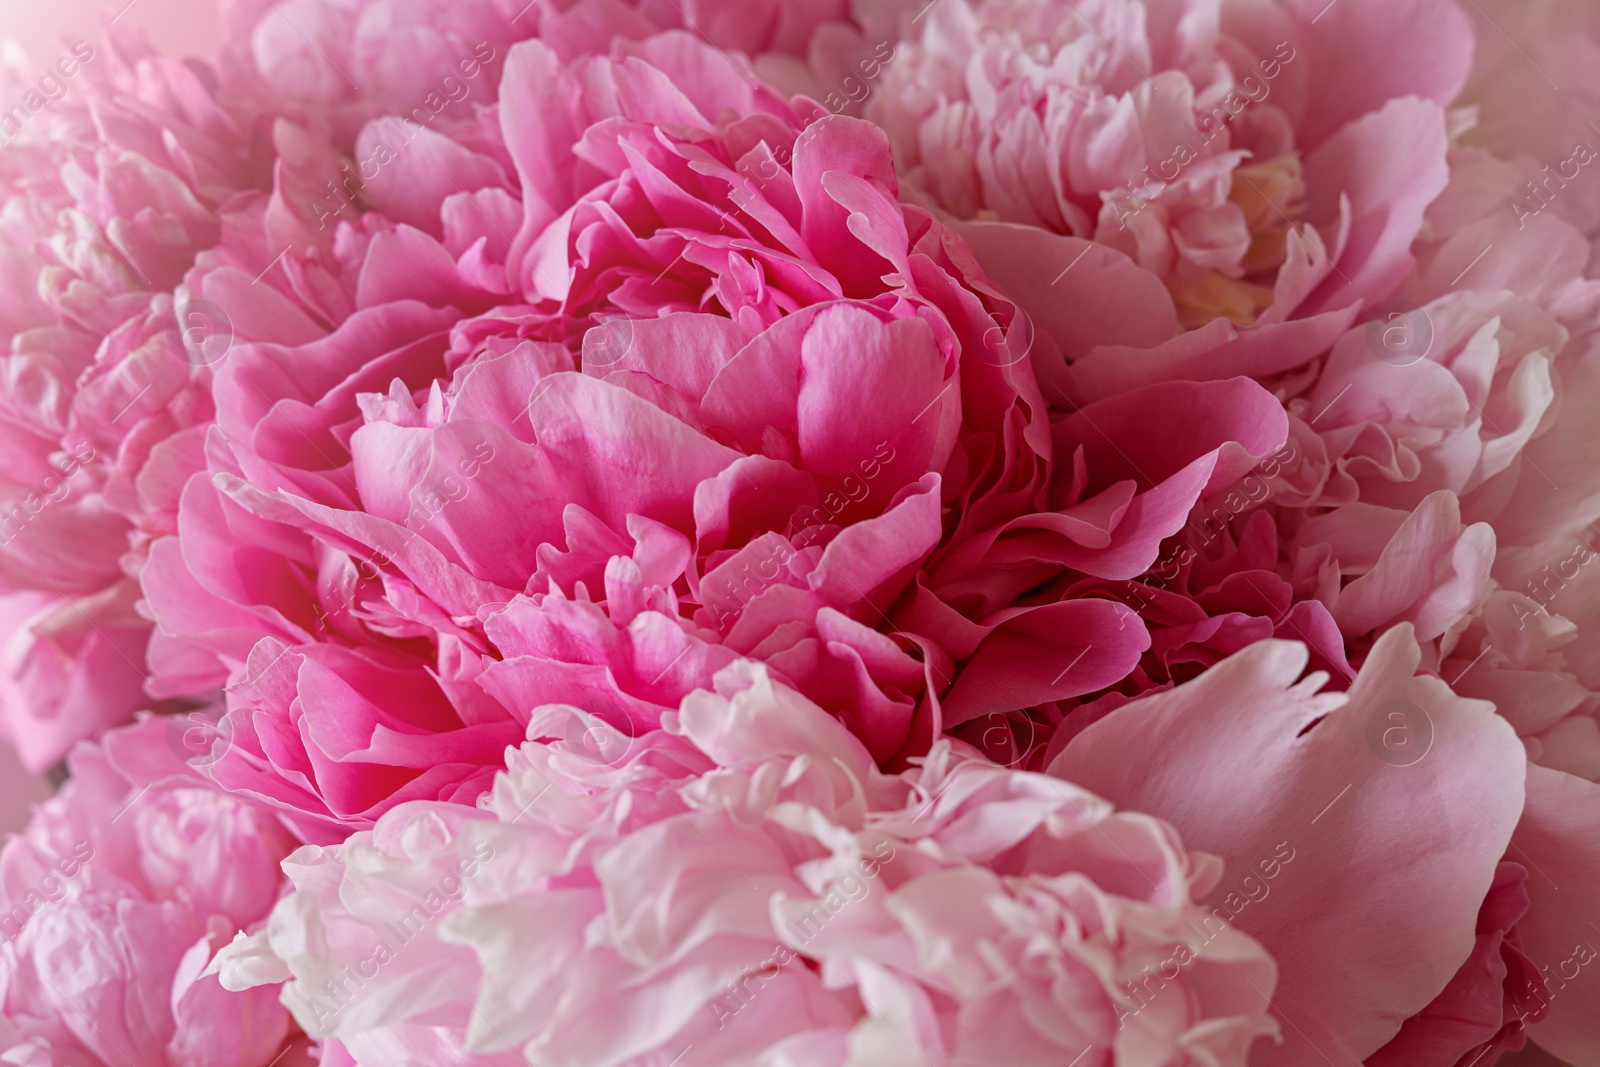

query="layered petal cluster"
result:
[10,2,1600,1066]
[0,716,313,1066]
[0,25,267,770]
[852,7,1600,1056]
[1283,254,1600,782]
[140,32,1293,839]
[216,0,898,151]
[865,0,1468,338]
[825,0,1505,754]
[1335,130,1600,1061]
[221,660,1280,1067]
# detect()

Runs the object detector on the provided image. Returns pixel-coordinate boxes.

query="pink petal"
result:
[1051,627,1528,1065]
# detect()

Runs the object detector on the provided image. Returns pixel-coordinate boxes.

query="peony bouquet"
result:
[1,0,1598,1063]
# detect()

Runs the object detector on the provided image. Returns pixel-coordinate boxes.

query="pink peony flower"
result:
[1202,26,1600,1059]
[0,24,268,770]
[139,32,1291,837]
[857,28,1600,1060]
[0,2,1598,1066]
[811,0,1561,765]
[220,660,1280,1067]
[1338,124,1600,792]
[0,715,313,1067]
[1285,232,1600,779]
[863,0,1470,357]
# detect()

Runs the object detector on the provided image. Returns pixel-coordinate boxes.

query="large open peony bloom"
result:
[864,0,1469,363]
[791,0,1525,756]
[0,715,314,1066]
[219,660,1281,1067]
[139,31,1290,839]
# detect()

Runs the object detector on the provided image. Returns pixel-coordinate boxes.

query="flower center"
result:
[1170,154,1309,330]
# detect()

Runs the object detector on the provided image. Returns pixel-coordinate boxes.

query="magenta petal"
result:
[942,598,1150,725]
